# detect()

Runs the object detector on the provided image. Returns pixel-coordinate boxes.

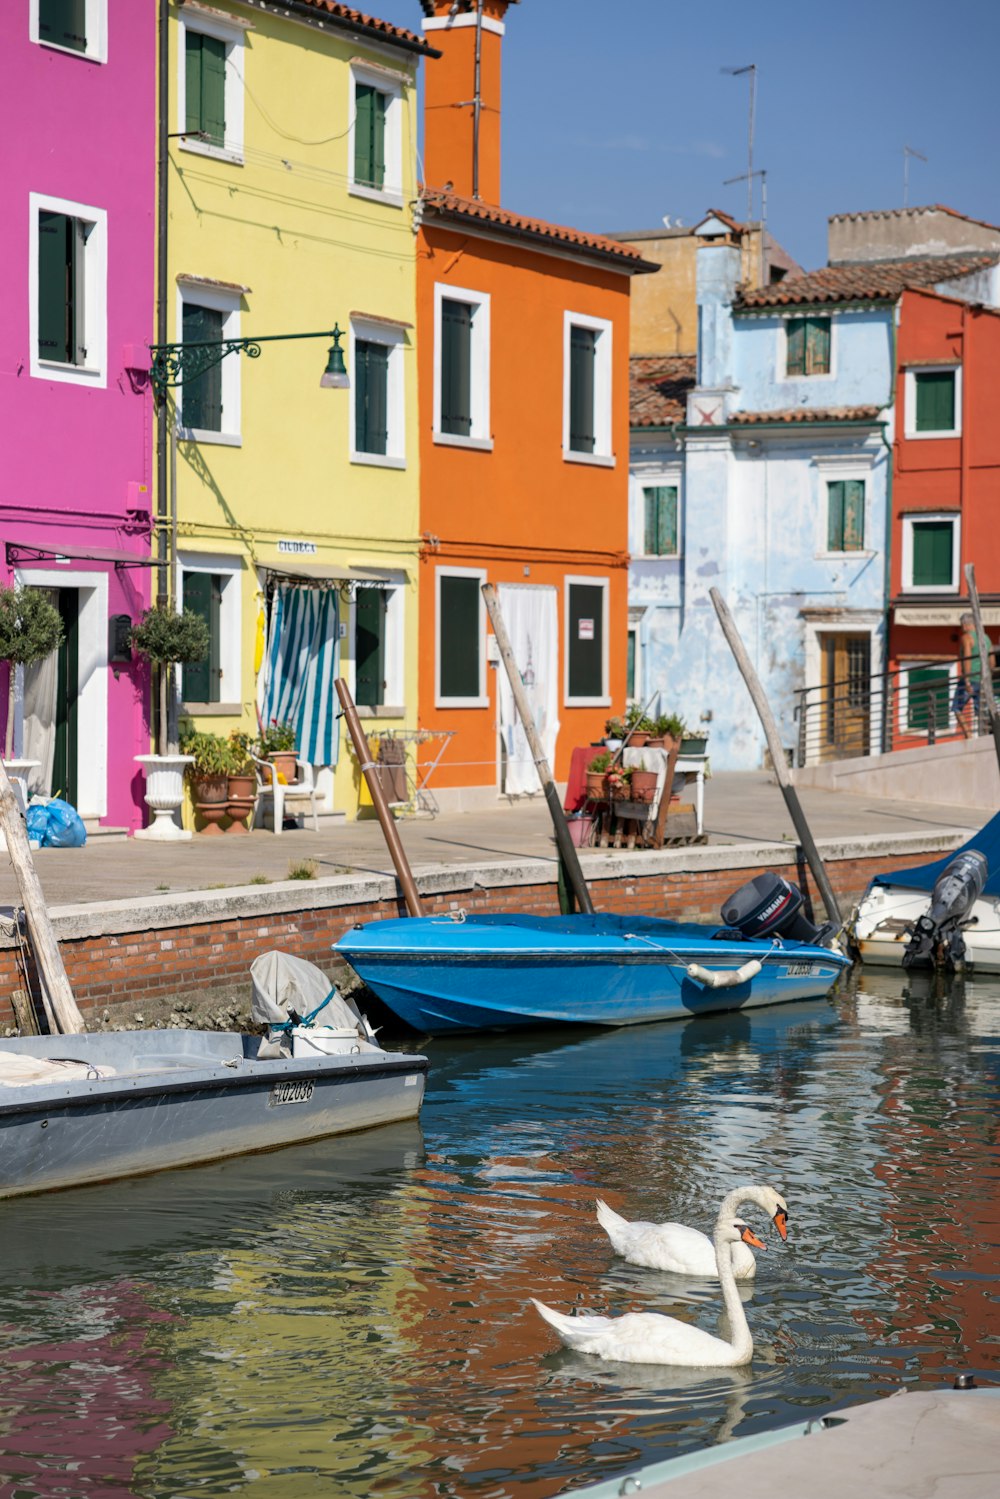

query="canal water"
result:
[1,966,998,1498]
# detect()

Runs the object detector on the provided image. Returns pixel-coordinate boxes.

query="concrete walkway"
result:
[0,773,984,909]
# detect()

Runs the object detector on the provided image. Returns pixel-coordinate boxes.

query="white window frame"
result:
[176,552,243,707]
[29,191,107,387]
[898,659,956,740]
[813,456,874,559]
[435,566,488,708]
[627,613,643,703]
[563,311,614,465]
[176,7,247,167]
[352,577,406,714]
[904,364,962,439]
[349,62,404,207]
[902,512,960,594]
[777,311,837,383]
[635,475,682,558]
[564,574,610,708]
[29,0,107,64]
[175,280,243,445]
[349,316,406,468]
[433,283,492,450]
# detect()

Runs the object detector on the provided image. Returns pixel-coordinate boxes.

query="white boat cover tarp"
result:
[0,1052,116,1087]
[250,951,365,1031]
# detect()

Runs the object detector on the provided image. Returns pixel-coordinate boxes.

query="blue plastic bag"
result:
[33,798,87,849]
[25,804,49,844]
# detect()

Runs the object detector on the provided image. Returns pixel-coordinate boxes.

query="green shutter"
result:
[439,575,480,699]
[827,481,845,552]
[569,326,596,453]
[38,210,72,364]
[805,317,831,375]
[626,629,636,700]
[181,303,224,431]
[441,299,473,436]
[907,666,950,732]
[185,32,203,135]
[915,371,956,432]
[644,486,678,555]
[912,520,954,587]
[786,319,806,376]
[182,573,221,703]
[371,91,386,190]
[355,84,374,185]
[355,588,386,707]
[40,0,87,52]
[827,480,865,551]
[568,583,604,699]
[186,31,226,144]
[354,341,369,451]
[355,340,388,455]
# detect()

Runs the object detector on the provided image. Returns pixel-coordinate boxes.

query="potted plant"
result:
[603,715,625,749]
[630,766,659,803]
[227,730,257,800]
[625,703,654,747]
[258,718,298,784]
[681,724,710,756]
[650,712,685,750]
[585,749,612,801]
[606,764,633,801]
[0,585,63,769]
[131,605,210,841]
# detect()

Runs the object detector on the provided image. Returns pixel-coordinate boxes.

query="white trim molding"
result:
[901,511,961,594]
[176,6,246,166]
[29,0,108,64]
[349,314,406,467]
[563,310,613,464]
[776,309,837,382]
[174,280,243,444]
[632,467,683,558]
[801,610,884,764]
[904,364,963,439]
[176,551,244,704]
[350,572,407,712]
[812,453,874,560]
[564,573,610,708]
[435,565,488,708]
[433,282,491,447]
[423,13,505,35]
[349,59,405,206]
[28,191,108,387]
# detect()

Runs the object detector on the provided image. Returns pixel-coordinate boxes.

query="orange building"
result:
[415,0,656,808]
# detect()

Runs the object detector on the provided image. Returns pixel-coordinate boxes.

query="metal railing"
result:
[793,654,995,767]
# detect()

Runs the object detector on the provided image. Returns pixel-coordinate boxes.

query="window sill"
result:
[778,372,834,382]
[433,432,494,452]
[904,429,961,441]
[34,359,105,383]
[349,184,404,209]
[900,585,959,595]
[179,139,244,168]
[565,696,612,709]
[36,39,105,63]
[350,452,407,469]
[175,427,242,447]
[435,696,490,709]
[634,552,681,561]
[815,549,874,561]
[358,705,406,718]
[563,449,615,468]
[181,702,243,716]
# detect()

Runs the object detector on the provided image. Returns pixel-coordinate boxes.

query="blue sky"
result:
[373,0,999,268]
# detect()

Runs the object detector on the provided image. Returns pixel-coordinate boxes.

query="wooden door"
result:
[820,632,870,761]
[52,589,79,805]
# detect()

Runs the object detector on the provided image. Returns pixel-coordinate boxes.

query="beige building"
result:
[609,209,800,354]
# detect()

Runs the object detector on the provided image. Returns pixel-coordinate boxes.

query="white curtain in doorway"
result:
[497,583,559,796]
[22,589,59,797]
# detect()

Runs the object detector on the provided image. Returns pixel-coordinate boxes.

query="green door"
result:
[52,589,79,806]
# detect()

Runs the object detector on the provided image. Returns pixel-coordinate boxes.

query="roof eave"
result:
[242,0,441,57]
[422,202,659,275]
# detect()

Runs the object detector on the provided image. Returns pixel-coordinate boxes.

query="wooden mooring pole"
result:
[481,584,595,916]
[0,760,85,1033]
[709,587,843,926]
[963,563,1000,775]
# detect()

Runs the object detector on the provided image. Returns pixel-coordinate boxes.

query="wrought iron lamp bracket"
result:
[148,326,344,399]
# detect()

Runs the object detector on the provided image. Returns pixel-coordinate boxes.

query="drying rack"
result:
[375,729,456,816]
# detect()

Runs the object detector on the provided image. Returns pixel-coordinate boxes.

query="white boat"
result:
[850,815,1000,971]
[0,952,426,1199]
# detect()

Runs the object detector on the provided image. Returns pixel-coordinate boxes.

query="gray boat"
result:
[0,952,426,1199]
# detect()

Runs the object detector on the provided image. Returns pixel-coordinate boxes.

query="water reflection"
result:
[0,972,997,1497]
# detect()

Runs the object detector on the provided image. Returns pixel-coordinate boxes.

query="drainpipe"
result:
[879,304,898,753]
[472,0,483,199]
[154,0,170,754]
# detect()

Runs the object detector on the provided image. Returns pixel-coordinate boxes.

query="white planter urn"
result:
[134,753,194,841]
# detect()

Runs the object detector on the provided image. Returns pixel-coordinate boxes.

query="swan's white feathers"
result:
[530,1298,746,1367]
[596,1184,787,1280]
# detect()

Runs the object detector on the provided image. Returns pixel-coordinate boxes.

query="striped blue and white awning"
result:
[261,585,340,766]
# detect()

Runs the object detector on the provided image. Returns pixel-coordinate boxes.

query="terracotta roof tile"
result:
[830,204,1000,236]
[630,354,697,427]
[736,253,997,308]
[284,1,434,50]
[420,189,659,272]
[730,405,883,425]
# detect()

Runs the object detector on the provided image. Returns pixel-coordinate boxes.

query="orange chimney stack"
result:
[420,0,518,203]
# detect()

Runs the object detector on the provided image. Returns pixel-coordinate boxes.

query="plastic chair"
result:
[252,755,320,834]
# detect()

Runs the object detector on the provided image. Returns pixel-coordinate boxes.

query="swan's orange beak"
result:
[741,1226,766,1250]
[773,1209,788,1242]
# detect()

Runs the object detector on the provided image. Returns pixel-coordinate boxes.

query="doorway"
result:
[820,632,871,761]
[23,587,79,805]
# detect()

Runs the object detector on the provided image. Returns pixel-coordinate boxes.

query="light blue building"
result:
[629,212,892,770]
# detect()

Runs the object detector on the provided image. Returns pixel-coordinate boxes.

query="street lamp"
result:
[148,324,349,398]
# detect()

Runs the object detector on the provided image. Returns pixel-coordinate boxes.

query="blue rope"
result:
[272,985,338,1034]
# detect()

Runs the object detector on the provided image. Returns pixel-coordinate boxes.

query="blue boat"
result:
[335,910,850,1035]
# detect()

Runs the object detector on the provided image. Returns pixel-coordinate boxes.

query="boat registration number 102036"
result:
[269,1079,315,1107]
[784,961,814,977]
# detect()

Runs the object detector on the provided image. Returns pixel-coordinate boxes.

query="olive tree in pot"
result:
[0,585,64,772]
[131,605,210,841]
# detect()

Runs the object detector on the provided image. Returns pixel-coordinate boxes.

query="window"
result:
[178,12,245,162]
[30,193,106,386]
[563,313,613,463]
[436,568,486,707]
[565,577,609,706]
[351,318,406,466]
[903,514,959,593]
[178,556,241,705]
[182,571,223,703]
[906,367,961,438]
[31,0,107,62]
[785,316,831,377]
[176,282,242,443]
[350,65,404,203]
[906,665,951,734]
[433,285,491,447]
[827,479,865,552]
[643,485,679,556]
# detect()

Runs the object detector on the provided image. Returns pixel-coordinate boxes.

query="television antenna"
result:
[724,168,767,284]
[903,145,927,208]
[721,64,757,221]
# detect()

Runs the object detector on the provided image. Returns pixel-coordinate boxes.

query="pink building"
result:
[0,0,156,830]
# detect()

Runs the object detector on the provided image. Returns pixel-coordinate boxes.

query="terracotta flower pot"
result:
[228,773,256,800]
[630,768,659,804]
[192,773,229,804]
[195,800,228,835]
[629,732,649,747]
[268,750,298,783]
[584,770,608,801]
[226,797,254,834]
[645,736,664,749]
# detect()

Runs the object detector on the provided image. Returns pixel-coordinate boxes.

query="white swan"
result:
[595,1184,788,1279]
[532,1219,764,1368]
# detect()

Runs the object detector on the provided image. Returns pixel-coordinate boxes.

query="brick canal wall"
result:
[0,829,966,1029]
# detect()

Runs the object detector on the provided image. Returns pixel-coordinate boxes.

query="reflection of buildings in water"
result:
[0,1280,175,1494]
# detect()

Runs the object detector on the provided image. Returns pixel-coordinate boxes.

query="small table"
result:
[672,754,708,838]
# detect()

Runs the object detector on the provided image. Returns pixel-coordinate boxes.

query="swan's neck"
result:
[713,1226,753,1363]
[718,1185,769,1222]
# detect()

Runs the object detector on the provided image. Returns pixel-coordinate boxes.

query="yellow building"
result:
[163,0,434,819]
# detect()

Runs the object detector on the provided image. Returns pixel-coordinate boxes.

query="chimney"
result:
[421,1,516,203]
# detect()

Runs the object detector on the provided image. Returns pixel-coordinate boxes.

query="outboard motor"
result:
[902,849,987,970]
[720,872,833,947]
